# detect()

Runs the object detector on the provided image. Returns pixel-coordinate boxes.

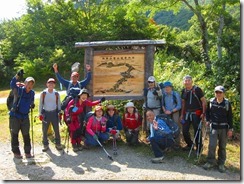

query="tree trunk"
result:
[217,4,225,60]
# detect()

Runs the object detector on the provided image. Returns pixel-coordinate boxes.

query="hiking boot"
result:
[55,144,63,151]
[25,153,33,158]
[203,162,214,170]
[151,156,165,163]
[14,153,23,159]
[42,145,49,152]
[72,144,79,152]
[218,164,226,173]
[77,144,83,151]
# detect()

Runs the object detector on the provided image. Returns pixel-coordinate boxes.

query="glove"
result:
[110,129,117,135]
[155,86,160,91]
[59,112,63,121]
[66,117,71,124]
[17,69,24,78]
[100,97,105,102]
[93,134,98,140]
[153,90,158,96]
[30,103,35,109]
[39,115,44,121]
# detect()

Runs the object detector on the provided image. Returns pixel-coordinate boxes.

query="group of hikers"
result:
[8,63,233,173]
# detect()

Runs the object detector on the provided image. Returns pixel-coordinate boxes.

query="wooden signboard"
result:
[93,50,145,98]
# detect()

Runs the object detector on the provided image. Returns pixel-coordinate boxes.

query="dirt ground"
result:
[0,138,241,181]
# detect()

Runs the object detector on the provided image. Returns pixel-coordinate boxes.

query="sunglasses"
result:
[215,91,223,94]
[148,81,154,83]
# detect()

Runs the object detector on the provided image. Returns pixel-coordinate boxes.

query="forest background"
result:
[0,0,240,132]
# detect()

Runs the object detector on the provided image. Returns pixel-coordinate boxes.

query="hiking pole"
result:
[188,121,202,158]
[31,108,35,157]
[112,134,117,155]
[96,139,113,161]
[63,126,69,155]
[197,123,208,163]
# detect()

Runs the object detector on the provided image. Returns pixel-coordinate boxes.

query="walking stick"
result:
[31,108,34,157]
[112,134,117,155]
[188,121,202,158]
[96,139,113,161]
[197,124,208,162]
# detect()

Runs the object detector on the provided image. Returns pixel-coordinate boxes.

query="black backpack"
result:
[61,87,81,110]
[155,114,180,139]
[6,83,25,111]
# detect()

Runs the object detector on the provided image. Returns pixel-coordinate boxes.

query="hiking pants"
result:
[206,128,227,165]
[182,113,202,151]
[10,116,31,154]
[125,129,139,145]
[42,110,61,146]
[150,136,174,157]
[85,132,109,146]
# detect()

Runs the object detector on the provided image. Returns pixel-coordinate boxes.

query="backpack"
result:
[162,91,178,107]
[209,98,230,112]
[61,87,81,110]
[6,82,25,111]
[182,85,202,107]
[41,91,59,110]
[155,114,180,139]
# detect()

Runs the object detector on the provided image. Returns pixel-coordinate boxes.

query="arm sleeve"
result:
[86,116,95,136]
[10,76,18,89]
[116,116,123,130]
[55,72,70,89]
[175,92,182,111]
[85,99,101,107]
[65,99,74,117]
[79,71,91,88]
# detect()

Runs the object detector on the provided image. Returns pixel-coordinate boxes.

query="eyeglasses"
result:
[215,91,223,94]
[148,81,154,83]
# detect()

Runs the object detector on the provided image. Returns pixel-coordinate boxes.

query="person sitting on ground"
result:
[123,102,142,146]
[65,89,105,152]
[146,110,175,163]
[84,105,109,148]
[53,63,91,95]
[104,104,123,140]
[9,74,35,159]
[203,86,233,173]
[38,78,63,152]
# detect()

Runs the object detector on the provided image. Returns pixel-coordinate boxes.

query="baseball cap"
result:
[214,86,225,93]
[148,76,155,82]
[47,78,56,83]
[71,72,79,77]
[24,77,35,83]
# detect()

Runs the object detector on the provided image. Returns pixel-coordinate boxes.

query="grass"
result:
[0,90,240,173]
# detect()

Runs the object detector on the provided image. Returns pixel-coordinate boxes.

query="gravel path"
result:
[0,139,240,181]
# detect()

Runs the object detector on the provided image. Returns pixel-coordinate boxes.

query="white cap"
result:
[148,76,155,82]
[125,102,135,108]
[24,77,35,83]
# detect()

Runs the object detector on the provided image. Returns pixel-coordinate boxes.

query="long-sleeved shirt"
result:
[206,98,233,129]
[162,91,181,112]
[149,118,172,138]
[38,89,61,114]
[105,114,123,131]
[55,71,91,95]
[86,115,107,136]
[9,76,35,119]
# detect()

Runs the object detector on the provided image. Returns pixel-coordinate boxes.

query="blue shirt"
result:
[105,114,123,131]
[162,91,181,112]
[149,118,172,138]
[9,77,35,119]
[55,71,91,95]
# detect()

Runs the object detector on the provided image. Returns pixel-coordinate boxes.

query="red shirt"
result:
[123,112,142,130]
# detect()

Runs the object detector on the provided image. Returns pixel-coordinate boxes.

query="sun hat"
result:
[78,88,90,97]
[95,105,103,111]
[163,81,173,87]
[148,76,155,82]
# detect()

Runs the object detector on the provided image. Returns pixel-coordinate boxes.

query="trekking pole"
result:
[197,123,208,162]
[63,126,69,155]
[31,108,35,157]
[112,134,117,155]
[96,139,113,161]
[188,121,202,158]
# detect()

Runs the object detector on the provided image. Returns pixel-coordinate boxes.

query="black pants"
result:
[10,117,31,154]
[125,129,139,145]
